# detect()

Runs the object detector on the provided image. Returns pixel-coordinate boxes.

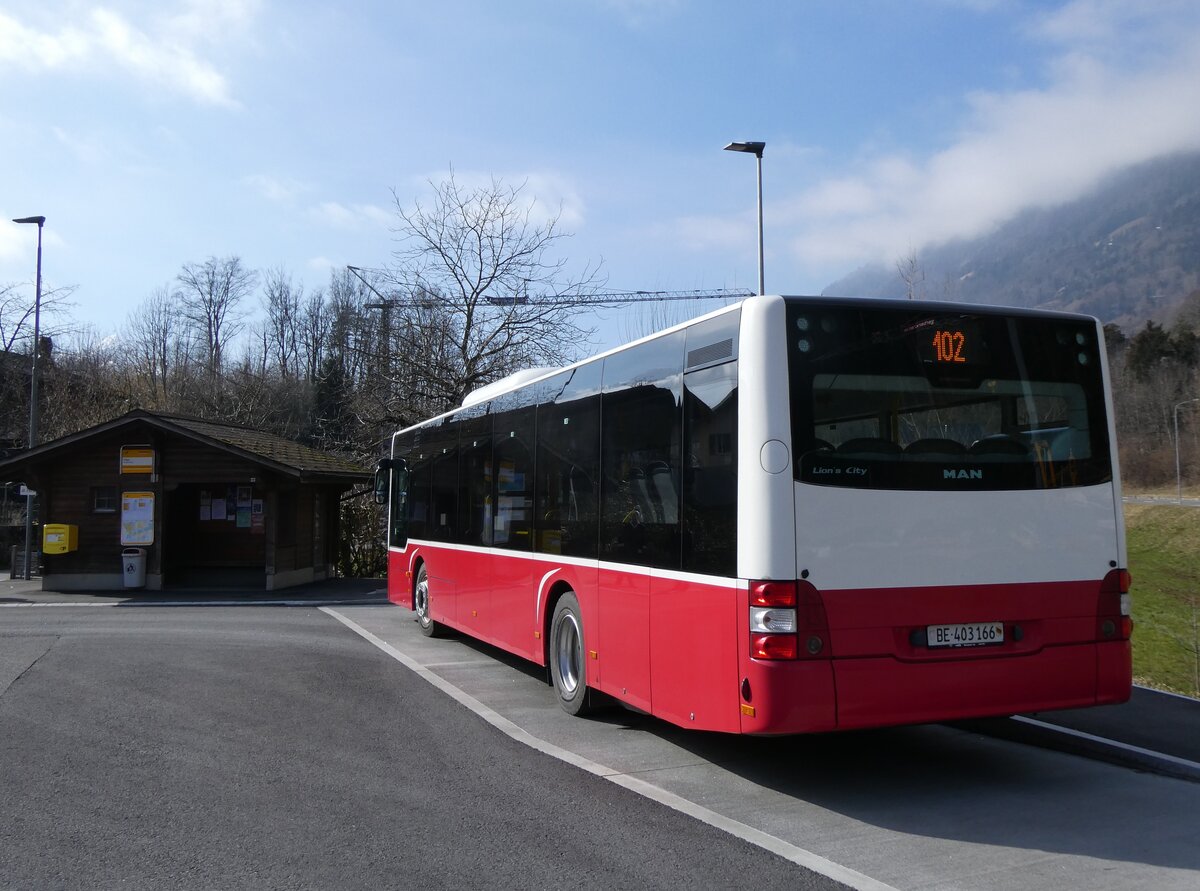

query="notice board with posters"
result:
[121,491,155,546]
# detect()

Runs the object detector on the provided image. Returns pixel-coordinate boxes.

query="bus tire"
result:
[414,565,444,638]
[550,591,595,716]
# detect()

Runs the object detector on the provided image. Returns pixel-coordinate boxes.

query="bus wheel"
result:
[414,565,443,638]
[550,591,594,716]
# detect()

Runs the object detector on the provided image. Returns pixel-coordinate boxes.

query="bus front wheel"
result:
[414,565,444,638]
[550,591,595,716]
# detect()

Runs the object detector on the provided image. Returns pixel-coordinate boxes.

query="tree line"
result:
[2,174,1199,571]
[0,175,601,574]
[1106,289,1200,489]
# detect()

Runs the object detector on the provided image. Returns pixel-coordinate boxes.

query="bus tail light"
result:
[750,633,798,660]
[749,580,830,660]
[750,581,796,607]
[1097,568,1133,641]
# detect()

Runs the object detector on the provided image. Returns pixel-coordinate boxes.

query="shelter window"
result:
[92,486,118,514]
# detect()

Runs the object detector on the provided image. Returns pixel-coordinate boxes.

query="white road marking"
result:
[1014,716,1200,776]
[322,606,898,891]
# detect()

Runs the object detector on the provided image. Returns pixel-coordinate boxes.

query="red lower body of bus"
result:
[387,542,1132,735]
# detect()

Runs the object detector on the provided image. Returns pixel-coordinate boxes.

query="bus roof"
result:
[398,293,1101,437]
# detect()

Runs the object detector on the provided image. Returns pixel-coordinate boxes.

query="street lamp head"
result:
[723,141,765,158]
[12,215,46,226]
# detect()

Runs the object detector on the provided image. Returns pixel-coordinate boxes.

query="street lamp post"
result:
[723,141,766,296]
[1175,396,1200,504]
[12,215,45,581]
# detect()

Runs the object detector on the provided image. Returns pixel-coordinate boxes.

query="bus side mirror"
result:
[375,458,407,505]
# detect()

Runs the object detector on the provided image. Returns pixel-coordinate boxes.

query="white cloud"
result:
[310,201,392,230]
[243,174,309,204]
[52,126,108,164]
[0,223,65,284]
[0,4,259,106]
[306,256,334,275]
[520,173,588,231]
[1029,0,1195,49]
[164,0,262,44]
[0,227,26,266]
[766,1,1200,272]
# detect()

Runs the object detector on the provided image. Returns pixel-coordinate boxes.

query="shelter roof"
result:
[0,409,371,485]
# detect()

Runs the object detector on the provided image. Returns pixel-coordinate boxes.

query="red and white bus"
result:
[375,294,1132,734]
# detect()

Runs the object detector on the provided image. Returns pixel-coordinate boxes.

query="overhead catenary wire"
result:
[346,265,753,309]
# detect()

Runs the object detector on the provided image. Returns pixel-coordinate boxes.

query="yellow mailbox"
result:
[42,524,78,554]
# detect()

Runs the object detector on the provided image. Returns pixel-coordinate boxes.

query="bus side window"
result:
[534,364,601,559]
[492,390,537,551]
[682,361,737,576]
[429,415,460,542]
[388,437,415,549]
[456,408,493,546]
[406,431,431,541]
[600,331,685,569]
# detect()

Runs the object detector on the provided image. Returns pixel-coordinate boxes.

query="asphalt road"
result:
[334,603,1200,891]
[0,608,841,891]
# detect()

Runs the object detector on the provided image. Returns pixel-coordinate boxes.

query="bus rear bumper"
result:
[833,641,1132,730]
[738,660,839,735]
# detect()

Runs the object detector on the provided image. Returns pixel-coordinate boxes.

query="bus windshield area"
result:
[786,301,1113,491]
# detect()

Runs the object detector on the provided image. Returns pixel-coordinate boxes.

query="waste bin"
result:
[122,548,146,588]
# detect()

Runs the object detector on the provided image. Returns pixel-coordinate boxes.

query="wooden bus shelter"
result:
[0,410,370,591]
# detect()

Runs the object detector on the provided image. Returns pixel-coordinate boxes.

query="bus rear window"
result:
[786,301,1112,491]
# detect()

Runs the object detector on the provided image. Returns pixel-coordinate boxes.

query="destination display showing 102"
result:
[911,318,986,367]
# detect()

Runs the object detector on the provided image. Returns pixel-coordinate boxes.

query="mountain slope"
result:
[823,152,1200,328]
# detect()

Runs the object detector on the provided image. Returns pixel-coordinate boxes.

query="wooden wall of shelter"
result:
[0,411,368,591]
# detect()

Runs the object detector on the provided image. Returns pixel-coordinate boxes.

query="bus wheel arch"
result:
[540,579,574,663]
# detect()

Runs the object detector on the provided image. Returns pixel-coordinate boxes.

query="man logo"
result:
[944,468,984,480]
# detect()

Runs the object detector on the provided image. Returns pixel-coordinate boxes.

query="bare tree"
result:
[262,267,304,379]
[299,286,330,384]
[0,281,78,352]
[175,256,258,378]
[389,172,603,407]
[897,247,926,300]
[38,329,132,439]
[123,285,190,407]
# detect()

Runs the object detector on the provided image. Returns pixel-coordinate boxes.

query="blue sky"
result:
[3,0,1200,351]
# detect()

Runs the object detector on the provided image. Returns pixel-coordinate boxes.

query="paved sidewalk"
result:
[0,576,387,605]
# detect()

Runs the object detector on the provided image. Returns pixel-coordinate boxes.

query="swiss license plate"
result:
[927,621,1004,648]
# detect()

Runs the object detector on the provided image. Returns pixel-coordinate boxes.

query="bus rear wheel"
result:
[414,565,444,638]
[550,591,595,716]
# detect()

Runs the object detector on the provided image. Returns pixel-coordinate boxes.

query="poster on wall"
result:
[236,485,252,528]
[121,492,155,546]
